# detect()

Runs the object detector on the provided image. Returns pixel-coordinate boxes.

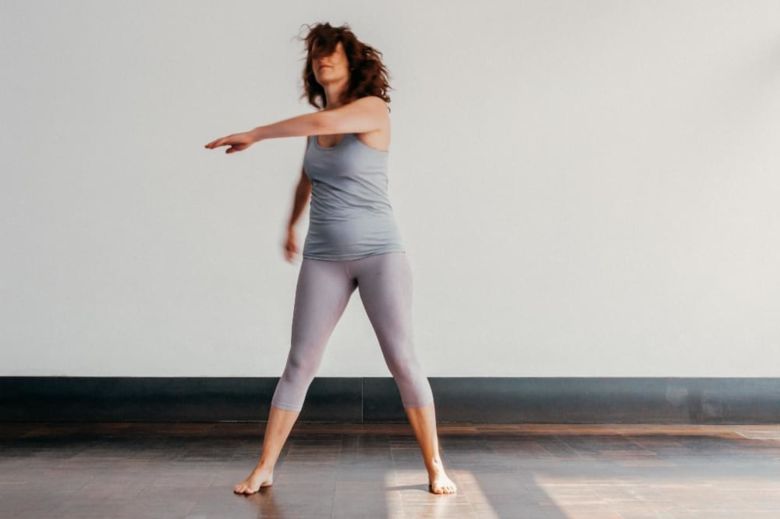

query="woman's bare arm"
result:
[249,96,388,142]
[205,96,388,153]
[287,168,311,229]
[282,164,311,262]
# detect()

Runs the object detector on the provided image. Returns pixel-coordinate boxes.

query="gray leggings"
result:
[271,251,434,411]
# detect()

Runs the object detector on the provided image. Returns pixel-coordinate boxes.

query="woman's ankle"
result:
[425,456,444,473]
[253,461,275,473]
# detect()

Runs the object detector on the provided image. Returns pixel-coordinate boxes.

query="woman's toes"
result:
[429,474,457,494]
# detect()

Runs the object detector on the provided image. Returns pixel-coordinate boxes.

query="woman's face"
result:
[312,41,350,86]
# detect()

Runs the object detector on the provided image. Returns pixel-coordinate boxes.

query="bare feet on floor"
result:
[233,465,274,495]
[232,462,456,495]
[428,459,457,494]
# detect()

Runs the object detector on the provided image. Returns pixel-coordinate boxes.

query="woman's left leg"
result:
[351,251,432,408]
[351,251,457,494]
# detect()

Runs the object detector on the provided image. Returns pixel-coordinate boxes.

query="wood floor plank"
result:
[1,422,779,518]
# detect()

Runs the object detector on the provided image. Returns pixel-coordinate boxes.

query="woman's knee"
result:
[384,349,422,380]
[280,352,319,385]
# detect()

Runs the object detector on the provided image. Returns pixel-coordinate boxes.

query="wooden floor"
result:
[2,422,780,518]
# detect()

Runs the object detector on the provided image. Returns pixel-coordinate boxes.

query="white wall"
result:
[2,0,778,377]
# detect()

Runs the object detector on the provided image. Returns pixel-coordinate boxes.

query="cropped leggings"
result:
[271,251,434,411]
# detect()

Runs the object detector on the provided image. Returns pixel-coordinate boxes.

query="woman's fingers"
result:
[204,137,225,149]
[226,143,249,154]
[282,234,299,262]
[205,131,257,154]
[205,134,236,149]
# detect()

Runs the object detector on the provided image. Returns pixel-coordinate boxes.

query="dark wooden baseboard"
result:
[1,377,778,423]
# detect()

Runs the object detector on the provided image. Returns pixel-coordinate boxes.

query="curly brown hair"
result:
[297,22,392,113]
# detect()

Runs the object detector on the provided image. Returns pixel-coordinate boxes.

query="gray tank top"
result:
[302,132,405,260]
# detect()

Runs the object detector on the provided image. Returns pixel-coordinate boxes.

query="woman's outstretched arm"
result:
[253,96,387,140]
[204,96,387,154]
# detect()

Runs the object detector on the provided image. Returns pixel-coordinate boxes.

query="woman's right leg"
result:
[272,258,357,411]
[234,258,356,494]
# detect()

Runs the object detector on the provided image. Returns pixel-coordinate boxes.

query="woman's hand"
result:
[204,131,256,154]
[283,226,300,263]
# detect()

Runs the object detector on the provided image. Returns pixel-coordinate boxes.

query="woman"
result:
[205,22,457,496]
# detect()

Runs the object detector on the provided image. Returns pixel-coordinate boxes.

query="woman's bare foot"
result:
[233,465,274,495]
[427,459,457,494]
